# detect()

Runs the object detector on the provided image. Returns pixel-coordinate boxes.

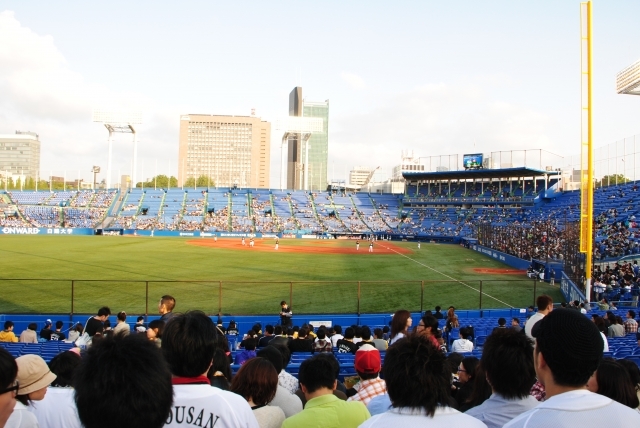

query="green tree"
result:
[595,174,630,188]
[136,174,180,189]
[24,177,35,190]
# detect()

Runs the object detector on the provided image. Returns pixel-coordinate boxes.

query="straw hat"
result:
[16,355,57,395]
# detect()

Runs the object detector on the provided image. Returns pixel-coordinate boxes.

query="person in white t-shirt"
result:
[330,326,344,348]
[524,295,553,340]
[451,327,474,353]
[504,308,640,428]
[161,311,259,428]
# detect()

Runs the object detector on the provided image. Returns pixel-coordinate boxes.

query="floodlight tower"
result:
[274,117,323,190]
[92,109,142,189]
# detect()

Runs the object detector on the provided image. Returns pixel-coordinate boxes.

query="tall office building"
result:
[178,114,271,188]
[287,87,329,191]
[0,131,40,181]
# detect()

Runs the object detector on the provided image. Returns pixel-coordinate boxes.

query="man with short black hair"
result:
[360,334,485,427]
[524,295,552,339]
[159,295,176,322]
[465,329,538,427]
[330,325,344,347]
[282,355,370,428]
[624,310,638,335]
[511,318,522,333]
[280,300,292,327]
[40,319,53,340]
[492,318,507,334]
[451,327,474,353]
[162,311,258,427]
[434,306,444,319]
[50,321,66,341]
[258,324,275,347]
[0,321,18,342]
[74,333,173,428]
[337,327,358,354]
[504,308,640,427]
[86,307,111,337]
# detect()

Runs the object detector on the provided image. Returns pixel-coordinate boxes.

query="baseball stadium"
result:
[2,2,640,427]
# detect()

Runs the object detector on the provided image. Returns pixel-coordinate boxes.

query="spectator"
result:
[30,350,82,428]
[281,354,370,428]
[504,308,640,427]
[359,334,485,427]
[451,327,474,353]
[434,305,444,319]
[256,346,302,418]
[624,310,638,335]
[462,365,493,412]
[113,311,130,336]
[134,316,147,333]
[39,319,53,341]
[67,324,82,343]
[371,328,388,351]
[347,345,386,406]
[207,348,232,391]
[270,343,299,395]
[0,347,18,427]
[85,306,111,337]
[231,357,286,428]
[50,321,66,341]
[147,319,165,347]
[465,329,539,428]
[288,327,313,354]
[593,317,610,352]
[616,359,640,407]
[226,320,239,336]
[389,310,412,345]
[0,321,18,343]
[161,311,258,427]
[158,295,176,322]
[446,307,460,332]
[415,314,440,349]
[337,327,358,354]
[235,338,258,365]
[74,333,173,428]
[7,355,57,427]
[258,325,275,348]
[508,318,521,332]
[492,318,507,333]
[608,315,625,337]
[19,323,38,344]
[524,295,553,339]
[453,356,479,410]
[312,329,333,353]
[330,325,344,348]
[586,359,640,409]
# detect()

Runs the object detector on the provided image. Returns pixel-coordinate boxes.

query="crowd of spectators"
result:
[2,301,640,428]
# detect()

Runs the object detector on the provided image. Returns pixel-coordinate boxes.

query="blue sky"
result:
[1,1,639,185]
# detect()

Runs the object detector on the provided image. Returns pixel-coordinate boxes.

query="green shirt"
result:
[282,393,370,428]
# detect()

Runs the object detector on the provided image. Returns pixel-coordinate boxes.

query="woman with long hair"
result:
[587,358,640,409]
[415,314,441,349]
[389,309,412,345]
[452,356,478,410]
[231,357,285,428]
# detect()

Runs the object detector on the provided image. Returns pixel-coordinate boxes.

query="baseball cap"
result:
[45,319,52,326]
[16,354,57,395]
[355,344,381,374]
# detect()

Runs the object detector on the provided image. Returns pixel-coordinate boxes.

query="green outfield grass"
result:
[0,236,564,314]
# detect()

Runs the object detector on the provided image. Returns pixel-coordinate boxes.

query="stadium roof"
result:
[403,167,560,181]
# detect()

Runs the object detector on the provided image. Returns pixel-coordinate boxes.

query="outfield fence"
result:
[0,278,560,316]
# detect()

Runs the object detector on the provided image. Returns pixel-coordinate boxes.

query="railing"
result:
[0,279,560,316]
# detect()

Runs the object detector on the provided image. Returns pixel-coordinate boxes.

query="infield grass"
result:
[0,236,564,314]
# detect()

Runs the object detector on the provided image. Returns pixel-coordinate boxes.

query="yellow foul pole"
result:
[580,1,594,301]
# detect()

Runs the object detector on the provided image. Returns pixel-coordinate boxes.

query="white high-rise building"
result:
[0,131,41,181]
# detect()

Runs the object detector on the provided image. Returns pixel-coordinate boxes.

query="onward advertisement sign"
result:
[0,227,94,235]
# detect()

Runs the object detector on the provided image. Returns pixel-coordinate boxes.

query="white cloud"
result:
[341,72,366,90]
[328,82,561,180]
